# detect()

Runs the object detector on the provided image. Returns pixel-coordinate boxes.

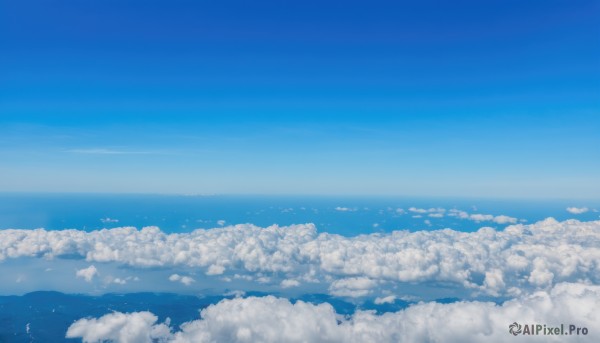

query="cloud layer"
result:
[66,282,600,343]
[1,219,599,297]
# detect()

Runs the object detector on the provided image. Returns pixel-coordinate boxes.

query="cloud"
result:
[112,277,127,285]
[374,295,396,305]
[329,277,377,297]
[206,264,225,276]
[67,282,600,343]
[335,207,356,212]
[409,207,428,214]
[492,215,518,224]
[76,265,98,282]
[169,274,195,286]
[410,207,445,214]
[280,279,300,288]
[567,207,589,215]
[101,217,119,224]
[66,311,171,343]
[1,219,599,297]
[448,209,518,224]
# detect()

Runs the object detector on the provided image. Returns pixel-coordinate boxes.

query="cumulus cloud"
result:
[335,207,356,212]
[410,207,445,214]
[329,277,377,297]
[206,264,225,276]
[67,282,600,343]
[112,277,127,285]
[76,265,98,283]
[448,209,518,224]
[409,207,428,214]
[1,220,599,297]
[408,207,446,217]
[66,311,171,343]
[169,274,195,286]
[100,217,119,224]
[567,207,589,215]
[492,215,518,224]
[374,295,396,305]
[280,279,300,288]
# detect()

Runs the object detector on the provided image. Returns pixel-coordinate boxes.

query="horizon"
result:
[1,190,600,201]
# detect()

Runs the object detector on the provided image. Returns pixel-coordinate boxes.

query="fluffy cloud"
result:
[66,311,171,343]
[280,279,300,288]
[409,207,445,214]
[67,282,600,343]
[335,207,356,212]
[76,265,98,282]
[567,207,589,215]
[448,209,518,224]
[1,219,599,296]
[329,277,377,297]
[169,274,195,286]
[374,295,396,304]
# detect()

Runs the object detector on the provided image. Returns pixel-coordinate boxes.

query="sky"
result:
[0,0,599,197]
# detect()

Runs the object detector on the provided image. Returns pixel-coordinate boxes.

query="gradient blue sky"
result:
[1,0,599,197]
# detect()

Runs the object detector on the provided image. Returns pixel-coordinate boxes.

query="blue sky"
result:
[0,0,599,197]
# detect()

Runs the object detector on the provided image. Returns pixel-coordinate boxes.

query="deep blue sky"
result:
[0,0,599,197]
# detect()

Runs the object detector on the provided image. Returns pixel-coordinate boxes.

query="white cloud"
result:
[567,207,589,215]
[335,207,356,212]
[374,295,396,305]
[101,217,119,224]
[66,311,171,343]
[409,207,428,214]
[217,220,226,226]
[76,265,98,283]
[468,213,494,222]
[492,215,518,224]
[206,264,225,276]
[112,277,127,285]
[448,209,469,218]
[280,279,301,288]
[67,282,600,343]
[448,209,518,224]
[169,274,195,286]
[329,277,377,297]
[410,207,445,214]
[1,219,599,296]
